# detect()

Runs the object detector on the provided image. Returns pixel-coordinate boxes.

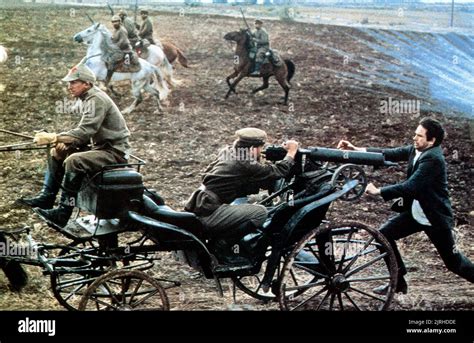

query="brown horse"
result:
[224,29,295,105]
[162,40,189,68]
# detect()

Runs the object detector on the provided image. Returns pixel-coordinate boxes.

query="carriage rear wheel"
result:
[50,240,102,311]
[50,234,156,311]
[278,222,398,311]
[78,269,170,311]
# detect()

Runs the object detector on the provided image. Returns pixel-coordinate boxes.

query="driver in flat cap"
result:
[185,128,298,265]
[18,62,131,229]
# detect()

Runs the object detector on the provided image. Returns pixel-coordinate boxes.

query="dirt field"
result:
[0,5,472,311]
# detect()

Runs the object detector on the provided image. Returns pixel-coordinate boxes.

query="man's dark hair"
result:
[419,117,445,146]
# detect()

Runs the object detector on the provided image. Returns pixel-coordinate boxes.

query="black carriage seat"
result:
[141,195,204,237]
[77,168,144,219]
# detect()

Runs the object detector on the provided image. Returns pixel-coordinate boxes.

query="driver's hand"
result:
[34,132,57,146]
[55,142,68,153]
[283,140,299,158]
[337,139,356,150]
[365,182,381,196]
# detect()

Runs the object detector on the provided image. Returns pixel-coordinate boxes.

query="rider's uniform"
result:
[185,128,294,238]
[139,16,155,45]
[253,27,270,64]
[57,85,131,173]
[122,16,139,47]
[110,25,134,69]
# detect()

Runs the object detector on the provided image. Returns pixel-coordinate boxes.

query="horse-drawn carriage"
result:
[0,145,400,311]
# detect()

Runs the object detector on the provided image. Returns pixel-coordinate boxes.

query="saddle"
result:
[134,39,150,59]
[114,51,141,73]
[265,49,284,67]
[104,50,141,73]
[135,38,163,60]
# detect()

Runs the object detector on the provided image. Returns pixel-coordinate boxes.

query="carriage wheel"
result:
[50,234,156,311]
[50,240,102,311]
[330,164,367,201]
[232,247,320,302]
[78,270,170,311]
[278,222,398,311]
[231,248,280,302]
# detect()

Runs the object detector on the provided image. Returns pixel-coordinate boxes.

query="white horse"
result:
[73,23,170,114]
[0,45,7,63]
[139,42,177,87]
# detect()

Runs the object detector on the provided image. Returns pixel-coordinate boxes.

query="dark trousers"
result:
[380,211,474,283]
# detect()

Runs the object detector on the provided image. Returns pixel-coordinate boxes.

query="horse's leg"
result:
[122,80,144,114]
[275,71,290,105]
[226,69,240,94]
[144,80,163,114]
[108,84,122,98]
[252,75,270,94]
[225,73,247,99]
[161,54,176,88]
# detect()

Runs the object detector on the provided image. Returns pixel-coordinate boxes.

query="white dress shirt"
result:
[411,150,431,226]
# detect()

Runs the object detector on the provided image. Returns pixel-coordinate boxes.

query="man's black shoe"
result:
[33,206,73,228]
[17,193,55,210]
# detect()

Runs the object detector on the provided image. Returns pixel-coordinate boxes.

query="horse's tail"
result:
[177,48,189,68]
[0,232,28,292]
[151,65,170,101]
[284,59,295,84]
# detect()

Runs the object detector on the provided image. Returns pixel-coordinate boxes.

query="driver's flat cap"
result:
[235,127,267,146]
[62,63,96,83]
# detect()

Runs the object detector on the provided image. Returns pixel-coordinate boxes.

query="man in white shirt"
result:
[337,117,474,295]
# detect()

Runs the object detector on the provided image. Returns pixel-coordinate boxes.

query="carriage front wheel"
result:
[78,270,170,311]
[278,222,398,311]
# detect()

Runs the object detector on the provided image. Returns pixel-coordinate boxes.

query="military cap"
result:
[118,9,127,16]
[111,15,121,22]
[62,63,96,83]
[235,128,267,146]
[255,19,263,25]
[140,10,149,15]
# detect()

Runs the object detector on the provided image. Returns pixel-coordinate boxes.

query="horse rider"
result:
[185,128,298,265]
[138,10,155,45]
[118,9,139,48]
[250,19,270,76]
[105,15,135,84]
[18,63,131,228]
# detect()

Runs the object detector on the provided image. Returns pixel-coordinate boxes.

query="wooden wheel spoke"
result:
[345,252,387,278]
[290,286,328,311]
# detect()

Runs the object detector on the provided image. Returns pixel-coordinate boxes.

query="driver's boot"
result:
[34,172,84,228]
[250,62,262,76]
[17,158,64,209]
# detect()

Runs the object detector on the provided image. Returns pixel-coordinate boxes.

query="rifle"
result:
[134,0,139,24]
[106,1,114,16]
[85,13,95,24]
[239,7,252,32]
